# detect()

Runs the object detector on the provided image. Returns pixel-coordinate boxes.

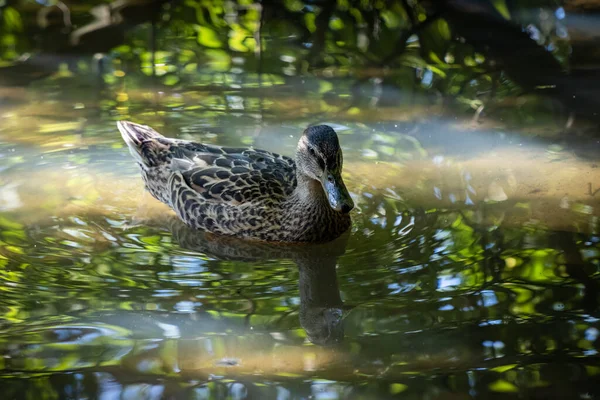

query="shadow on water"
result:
[168,219,350,347]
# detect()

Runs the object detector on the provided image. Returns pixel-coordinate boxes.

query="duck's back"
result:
[119,121,300,240]
[171,141,297,206]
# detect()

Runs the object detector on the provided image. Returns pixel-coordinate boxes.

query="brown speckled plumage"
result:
[118,121,353,242]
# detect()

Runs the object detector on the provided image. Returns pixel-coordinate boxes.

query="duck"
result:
[117,121,354,242]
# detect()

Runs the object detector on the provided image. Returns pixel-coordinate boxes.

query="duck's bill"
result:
[321,171,354,214]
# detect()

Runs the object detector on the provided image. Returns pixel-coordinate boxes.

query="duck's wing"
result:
[169,141,297,206]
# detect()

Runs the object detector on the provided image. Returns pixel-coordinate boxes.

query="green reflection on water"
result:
[0,1,599,397]
[1,98,599,397]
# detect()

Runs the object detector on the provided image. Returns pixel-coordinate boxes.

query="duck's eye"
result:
[308,147,316,156]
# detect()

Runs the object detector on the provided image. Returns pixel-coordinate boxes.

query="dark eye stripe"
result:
[317,157,325,170]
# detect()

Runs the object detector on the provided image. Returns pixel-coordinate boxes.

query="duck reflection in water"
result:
[167,217,350,346]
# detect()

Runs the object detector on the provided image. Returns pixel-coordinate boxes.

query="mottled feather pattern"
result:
[136,135,296,207]
[118,121,351,242]
[169,172,280,239]
[176,143,297,206]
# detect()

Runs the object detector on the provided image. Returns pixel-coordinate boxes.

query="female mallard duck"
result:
[117,121,354,242]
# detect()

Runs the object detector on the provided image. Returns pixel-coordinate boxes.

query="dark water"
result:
[0,75,599,399]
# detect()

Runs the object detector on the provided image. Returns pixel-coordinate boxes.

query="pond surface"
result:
[1,73,600,399]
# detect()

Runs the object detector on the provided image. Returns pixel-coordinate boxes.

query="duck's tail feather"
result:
[117,121,169,169]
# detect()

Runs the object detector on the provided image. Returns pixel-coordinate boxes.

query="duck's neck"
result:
[282,173,351,242]
[293,173,329,206]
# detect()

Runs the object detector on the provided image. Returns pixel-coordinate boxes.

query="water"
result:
[1,76,599,399]
[0,2,600,390]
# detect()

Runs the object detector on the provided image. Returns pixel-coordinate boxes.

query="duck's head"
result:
[296,125,354,214]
